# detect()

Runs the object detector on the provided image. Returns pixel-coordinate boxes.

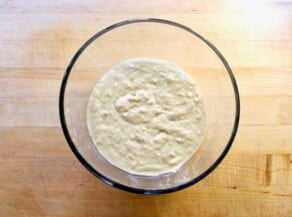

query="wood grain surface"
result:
[0,0,291,216]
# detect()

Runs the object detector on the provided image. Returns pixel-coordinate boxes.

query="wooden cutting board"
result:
[0,1,291,216]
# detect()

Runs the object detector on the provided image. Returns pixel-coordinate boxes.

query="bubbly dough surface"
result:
[87,58,205,176]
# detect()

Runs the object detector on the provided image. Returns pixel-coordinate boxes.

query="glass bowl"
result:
[59,18,240,194]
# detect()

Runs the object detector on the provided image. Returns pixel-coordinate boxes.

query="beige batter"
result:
[87,58,205,176]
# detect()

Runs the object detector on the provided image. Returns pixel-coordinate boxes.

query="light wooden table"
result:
[0,1,291,216]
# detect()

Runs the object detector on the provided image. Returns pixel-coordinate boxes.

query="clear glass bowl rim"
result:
[59,18,240,194]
